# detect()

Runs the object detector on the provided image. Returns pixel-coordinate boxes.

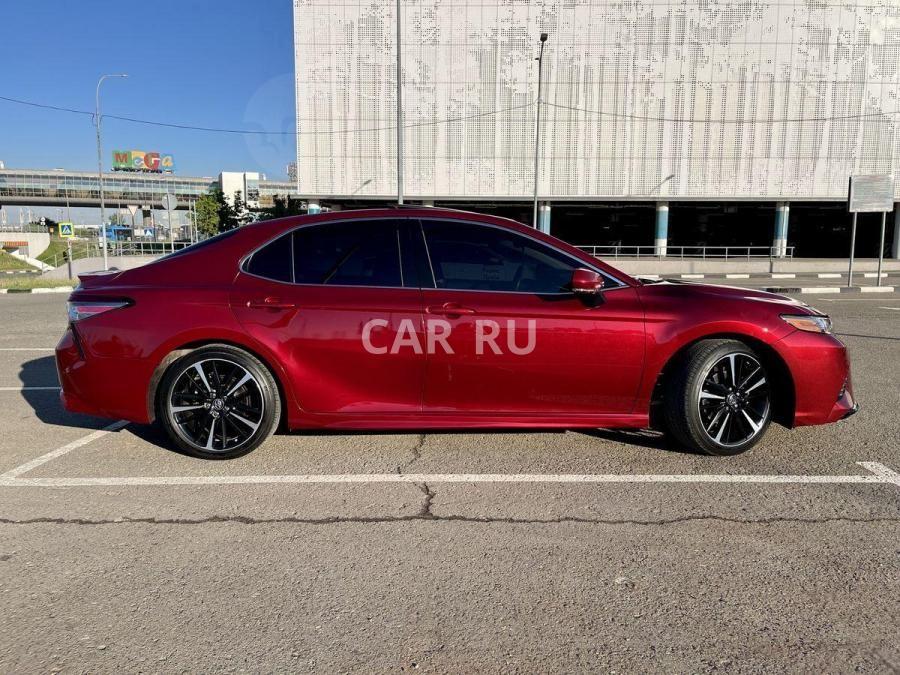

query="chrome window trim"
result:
[239,217,411,290]
[238,214,631,295]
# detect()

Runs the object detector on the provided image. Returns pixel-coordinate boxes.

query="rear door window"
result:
[293,220,403,287]
[245,220,407,287]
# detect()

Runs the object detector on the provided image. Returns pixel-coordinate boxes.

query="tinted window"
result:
[293,220,402,287]
[422,220,580,293]
[245,233,292,282]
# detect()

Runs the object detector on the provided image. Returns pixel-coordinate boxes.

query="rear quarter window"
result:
[244,233,293,283]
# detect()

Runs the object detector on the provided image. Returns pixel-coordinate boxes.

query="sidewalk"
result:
[604,257,900,277]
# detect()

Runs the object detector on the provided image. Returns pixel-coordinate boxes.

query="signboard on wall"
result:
[848,175,894,213]
[112,150,176,174]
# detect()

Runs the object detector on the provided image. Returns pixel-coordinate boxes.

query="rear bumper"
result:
[773,329,857,427]
[56,326,152,423]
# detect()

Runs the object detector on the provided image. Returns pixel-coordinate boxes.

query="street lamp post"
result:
[395,0,404,205]
[95,73,128,271]
[532,33,548,230]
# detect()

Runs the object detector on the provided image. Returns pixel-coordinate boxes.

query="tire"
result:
[157,344,281,460]
[663,339,772,456]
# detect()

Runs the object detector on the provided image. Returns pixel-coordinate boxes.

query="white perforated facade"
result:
[293,0,900,201]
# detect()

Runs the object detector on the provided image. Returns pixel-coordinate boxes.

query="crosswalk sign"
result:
[59,222,74,238]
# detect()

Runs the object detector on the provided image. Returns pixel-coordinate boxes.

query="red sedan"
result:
[56,208,857,459]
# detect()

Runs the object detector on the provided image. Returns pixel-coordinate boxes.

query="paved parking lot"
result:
[1,292,898,672]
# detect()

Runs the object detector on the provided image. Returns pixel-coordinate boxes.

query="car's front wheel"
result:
[663,339,772,456]
[157,345,280,459]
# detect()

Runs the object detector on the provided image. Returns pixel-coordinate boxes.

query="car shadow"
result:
[289,426,703,456]
[19,355,119,430]
[19,356,701,458]
[577,428,704,455]
[125,422,190,455]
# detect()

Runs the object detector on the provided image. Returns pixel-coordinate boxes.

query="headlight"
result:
[781,314,833,334]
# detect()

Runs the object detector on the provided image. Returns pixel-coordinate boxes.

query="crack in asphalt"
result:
[416,482,435,518]
[395,433,427,474]
[1,515,899,527]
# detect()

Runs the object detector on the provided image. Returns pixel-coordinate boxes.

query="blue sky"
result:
[1,0,296,179]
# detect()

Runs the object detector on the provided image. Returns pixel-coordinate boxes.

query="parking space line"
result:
[0,420,129,479]
[857,462,900,487]
[0,348,56,352]
[1,462,897,489]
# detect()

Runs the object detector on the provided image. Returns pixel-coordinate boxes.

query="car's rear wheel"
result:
[663,339,772,456]
[157,345,280,459]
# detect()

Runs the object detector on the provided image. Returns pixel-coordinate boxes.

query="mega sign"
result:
[112,150,175,173]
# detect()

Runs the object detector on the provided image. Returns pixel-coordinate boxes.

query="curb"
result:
[675,272,897,280]
[0,287,73,294]
[763,285,896,295]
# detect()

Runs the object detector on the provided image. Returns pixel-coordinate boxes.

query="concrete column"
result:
[774,202,790,258]
[538,202,551,235]
[892,205,900,259]
[655,202,669,256]
[307,200,321,215]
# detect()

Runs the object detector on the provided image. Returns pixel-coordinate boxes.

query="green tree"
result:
[191,191,222,238]
[216,189,240,230]
[255,194,306,222]
[231,191,249,227]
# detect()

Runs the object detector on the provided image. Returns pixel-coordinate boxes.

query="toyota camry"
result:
[56,208,857,459]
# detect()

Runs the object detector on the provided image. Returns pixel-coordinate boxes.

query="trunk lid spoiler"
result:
[76,268,123,289]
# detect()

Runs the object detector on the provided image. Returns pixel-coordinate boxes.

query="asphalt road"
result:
[0,292,898,673]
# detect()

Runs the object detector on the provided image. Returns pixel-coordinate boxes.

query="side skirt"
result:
[285,412,650,431]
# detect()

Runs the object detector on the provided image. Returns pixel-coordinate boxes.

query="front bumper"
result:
[773,329,857,427]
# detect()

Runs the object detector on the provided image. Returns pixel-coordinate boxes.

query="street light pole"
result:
[532,33,548,230]
[95,73,128,271]
[395,0,404,205]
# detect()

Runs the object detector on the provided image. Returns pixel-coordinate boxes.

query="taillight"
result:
[66,300,130,322]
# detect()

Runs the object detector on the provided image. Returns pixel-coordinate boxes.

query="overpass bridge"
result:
[0,168,298,211]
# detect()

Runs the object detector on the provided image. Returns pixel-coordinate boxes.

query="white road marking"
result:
[0,420,128,479]
[725,274,750,279]
[0,462,897,489]
[817,273,842,278]
[819,298,900,302]
[857,462,900,487]
[0,348,56,351]
[859,286,895,293]
[771,273,796,279]
[879,306,900,311]
[0,386,60,391]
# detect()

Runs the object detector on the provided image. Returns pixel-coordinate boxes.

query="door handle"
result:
[426,303,476,316]
[246,297,296,310]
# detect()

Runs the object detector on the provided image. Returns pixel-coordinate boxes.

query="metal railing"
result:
[0,224,51,233]
[109,241,193,256]
[575,245,795,260]
[40,239,193,271]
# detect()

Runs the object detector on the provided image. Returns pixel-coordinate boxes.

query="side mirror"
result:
[571,268,604,295]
